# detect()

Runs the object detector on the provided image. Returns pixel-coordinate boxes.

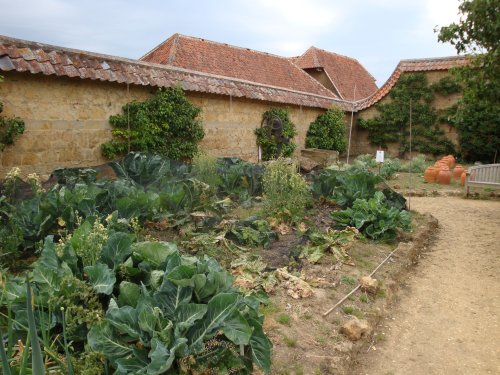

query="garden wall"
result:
[0,71,323,178]
[350,70,461,158]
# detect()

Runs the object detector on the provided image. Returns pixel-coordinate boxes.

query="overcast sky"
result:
[0,0,462,86]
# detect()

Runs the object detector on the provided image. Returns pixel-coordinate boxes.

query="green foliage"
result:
[331,191,411,241]
[305,106,347,152]
[0,75,25,152]
[262,159,312,223]
[400,154,429,173]
[379,158,401,180]
[216,158,265,201]
[191,152,221,192]
[111,152,189,188]
[101,87,204,161]
[437,0,500,162]
[3,232,273,374]
[312,168,383,208]
[431,76,462,96]
[353,154,378,169]
[255,108,297,161]
[358,73,456,157]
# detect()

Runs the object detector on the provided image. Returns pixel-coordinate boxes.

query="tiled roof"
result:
[355,56,469,111]
[0,35,347,110]
[293,47,378,101]
[140,34,337,99]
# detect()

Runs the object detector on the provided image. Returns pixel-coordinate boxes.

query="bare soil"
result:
[353,197,500,375]
[258,206,437,375]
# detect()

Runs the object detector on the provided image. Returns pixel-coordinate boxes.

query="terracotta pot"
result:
[447,155,456,169]
[437,166,452,184]
[424,166,438,183]
[453,164,465,179]
[460,171,466,186]
[435,161,447,171]
[441,156,452,168]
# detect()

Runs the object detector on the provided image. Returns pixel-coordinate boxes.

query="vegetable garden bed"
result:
[0,152,419,374]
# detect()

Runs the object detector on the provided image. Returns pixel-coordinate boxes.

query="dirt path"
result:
[355,197,500,375]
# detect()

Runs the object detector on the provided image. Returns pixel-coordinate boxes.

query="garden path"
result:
[355,196,500,375]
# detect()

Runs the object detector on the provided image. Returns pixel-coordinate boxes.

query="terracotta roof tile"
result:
[140,34,336,99]
[293,47,378,100]
[355,56,469,111]
[0,34,345,110]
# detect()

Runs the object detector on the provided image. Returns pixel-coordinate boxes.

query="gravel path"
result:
[355,197,500,375]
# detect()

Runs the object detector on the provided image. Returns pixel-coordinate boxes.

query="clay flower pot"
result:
[437,166,452,184]
[424,166,438,183]
[453,164,465,179]
[447,155,456,169]
[460,171,467,186]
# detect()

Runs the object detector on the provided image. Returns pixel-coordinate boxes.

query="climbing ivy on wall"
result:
[358,73,457,157]
[0,75,25,152]
[255,107,297,161]
[101,86,204,161]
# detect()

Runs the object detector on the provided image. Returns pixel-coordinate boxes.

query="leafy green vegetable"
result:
[331,191,411,241]
[84,263,116,295]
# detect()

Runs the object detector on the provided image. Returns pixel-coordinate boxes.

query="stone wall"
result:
[350,70,461,158]
[0,71,324,178]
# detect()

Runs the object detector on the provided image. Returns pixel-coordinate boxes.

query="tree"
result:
[101,87,204,161]
[437,0,500,162]
[305,106,347,153]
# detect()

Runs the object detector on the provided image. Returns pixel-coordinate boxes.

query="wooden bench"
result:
[466,163,500,196]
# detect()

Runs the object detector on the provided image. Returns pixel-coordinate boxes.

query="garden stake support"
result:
[346,84,356,164]
[323,246,399,316]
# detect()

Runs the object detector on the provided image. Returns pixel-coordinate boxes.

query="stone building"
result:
[0,33,466,177]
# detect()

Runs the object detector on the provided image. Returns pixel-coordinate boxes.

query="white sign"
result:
[376,150,385,163]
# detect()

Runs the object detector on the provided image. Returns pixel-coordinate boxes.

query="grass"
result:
[302,312,313,320]
[360,294,369,303]
[276,313,291,326]
[342,305,364,318]
[315,335,328,346]
[261,302,280,316]
[341,276,356,285]
[283,335,297,348]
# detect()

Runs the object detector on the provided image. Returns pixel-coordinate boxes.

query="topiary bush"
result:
[101,87,204,161]
[255,108,297,161]
[305,106,347,152]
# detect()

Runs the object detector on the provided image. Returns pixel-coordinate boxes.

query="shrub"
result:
[262,158,311,222]
[255,108,297,161]
[305,106,347,152]
[101,87,204,161]
[331,191,411,241]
